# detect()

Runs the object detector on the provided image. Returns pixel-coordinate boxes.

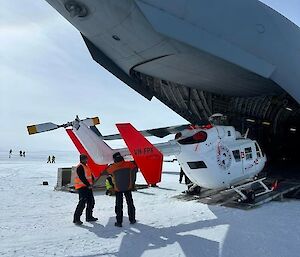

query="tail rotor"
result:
[27,116,100,135]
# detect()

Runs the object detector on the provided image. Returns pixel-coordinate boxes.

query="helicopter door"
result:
[240,144,255,174]
[254,141,263,159]
[254,141,264,172]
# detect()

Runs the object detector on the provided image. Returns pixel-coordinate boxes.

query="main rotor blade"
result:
[27,122,59,135]
[82,117,100,127]
[102,124,190,140]
[27,116,100,135]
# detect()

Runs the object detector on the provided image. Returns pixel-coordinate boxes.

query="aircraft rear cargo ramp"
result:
[174,178,300,210]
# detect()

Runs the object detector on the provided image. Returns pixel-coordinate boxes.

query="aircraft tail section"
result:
[116,123,163,185]
[73,121,114,164]
[66,129,107,177]
[66,121,113,177]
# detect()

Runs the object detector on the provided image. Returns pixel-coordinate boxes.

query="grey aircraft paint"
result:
[44,0,300,163]
[45,0,300,101]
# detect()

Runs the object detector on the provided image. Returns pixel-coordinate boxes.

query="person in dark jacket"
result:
[73,154,98,225]
[105,152,137,227]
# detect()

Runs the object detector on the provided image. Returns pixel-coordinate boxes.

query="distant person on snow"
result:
[73,154,97,225]
[47,156,51,163]
[19,150,22,157]
[51,156,55,163]
[104,152,137,227]
[23,151,25,157]
[9,149,12,158]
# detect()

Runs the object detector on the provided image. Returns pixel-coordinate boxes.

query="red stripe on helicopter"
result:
[65,129,107,178]
[116,123,163,185]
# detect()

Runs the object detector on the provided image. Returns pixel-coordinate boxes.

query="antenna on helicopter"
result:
[243,128,250,138]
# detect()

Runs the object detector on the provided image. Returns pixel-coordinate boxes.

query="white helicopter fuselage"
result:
[70,121,266,190]
[74,122,267,190]
[173,126,266,189]
[27,117,267,190]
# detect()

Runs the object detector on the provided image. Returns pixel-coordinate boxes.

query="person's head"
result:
[113,152,124,163]
[80,154,88,164]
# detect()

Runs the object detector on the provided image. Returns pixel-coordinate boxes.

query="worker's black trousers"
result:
[115,191,135,224]
[73,187,95,221]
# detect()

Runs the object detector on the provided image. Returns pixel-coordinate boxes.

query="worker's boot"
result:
[86,217,98,222]
[73,219,83,225]
[114,222,122,227]
[73,213,83,225]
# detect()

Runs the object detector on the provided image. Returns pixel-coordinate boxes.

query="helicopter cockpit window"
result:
[187,161,207,169]
[232,150,241,162]
[245,147,253,160]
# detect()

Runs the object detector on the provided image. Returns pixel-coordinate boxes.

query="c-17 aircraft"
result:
[42,0,300,166]
[27,115,272,201]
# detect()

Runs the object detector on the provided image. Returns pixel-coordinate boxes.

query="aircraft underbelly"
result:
[45,0,300,102]
[136,0,300,102]
[133,52,281,96]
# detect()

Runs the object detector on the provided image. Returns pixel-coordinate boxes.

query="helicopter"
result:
[27,115,272,201]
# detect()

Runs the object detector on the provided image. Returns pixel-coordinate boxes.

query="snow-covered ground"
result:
[1,151,300,257]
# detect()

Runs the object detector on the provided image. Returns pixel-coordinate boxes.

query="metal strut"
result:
[228,177,273,201]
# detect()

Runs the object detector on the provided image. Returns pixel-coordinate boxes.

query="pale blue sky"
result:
[0,0,299,151]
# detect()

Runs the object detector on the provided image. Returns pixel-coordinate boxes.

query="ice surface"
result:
[0,151,300,257]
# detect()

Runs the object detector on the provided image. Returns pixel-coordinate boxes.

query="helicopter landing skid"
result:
[228,177,273,202]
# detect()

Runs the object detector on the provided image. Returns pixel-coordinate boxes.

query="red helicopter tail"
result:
[116,123,163,185]
[66,129,107,178]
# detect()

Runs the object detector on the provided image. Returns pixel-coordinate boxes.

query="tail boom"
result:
[66,129,107,178]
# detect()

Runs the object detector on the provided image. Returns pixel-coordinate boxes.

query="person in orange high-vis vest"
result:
[105,152,137,227]
[73,154,98,225]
